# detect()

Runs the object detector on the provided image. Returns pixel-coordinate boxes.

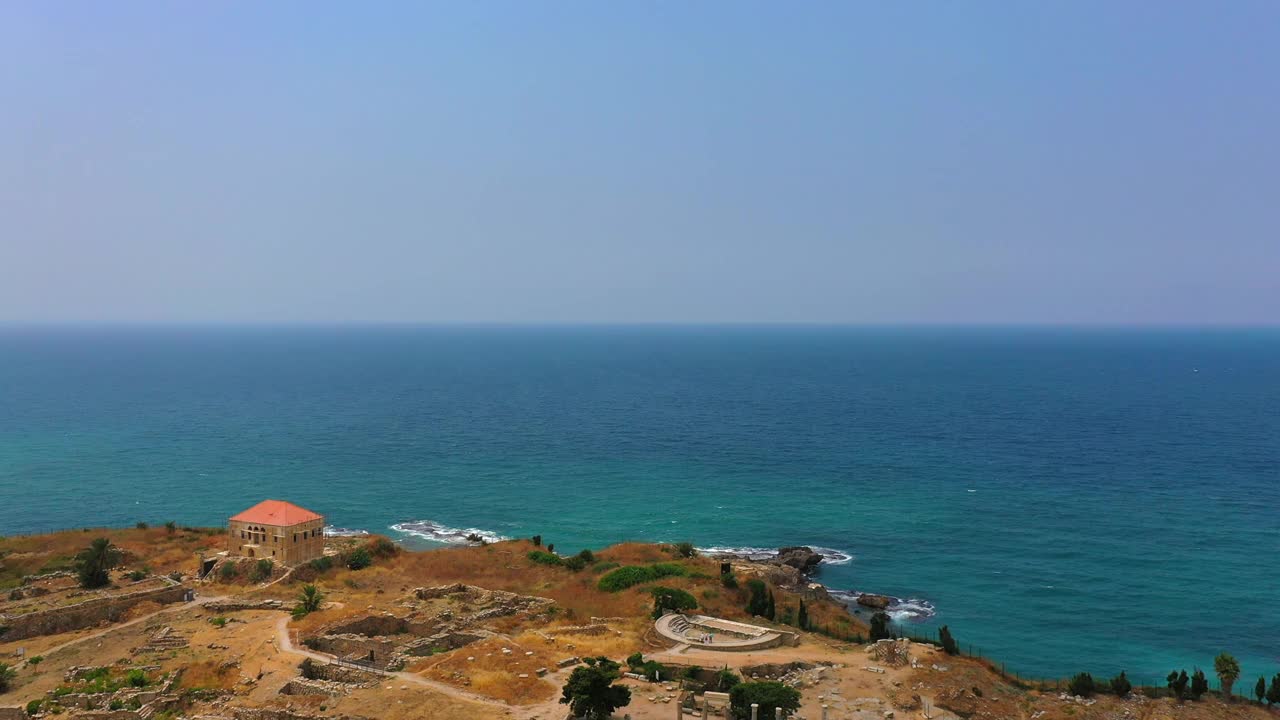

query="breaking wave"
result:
[828,590,937,623]
[697,545,854,566]
[323,525,369,537]
[390,519,509,545]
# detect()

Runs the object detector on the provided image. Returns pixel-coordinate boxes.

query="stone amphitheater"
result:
[654,613,797,651]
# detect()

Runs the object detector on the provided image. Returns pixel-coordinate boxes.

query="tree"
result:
[745,579,769,617]
[938,625,959,655]
[75,537,122,588]
[1109,671,1131,697]
[1255,676,1266,703]
[1190,668,1208,700]
[0,663,14,693]
[729,681,801,720]
[765,590,776,621]
[1214,653,1240,700]
[796,599,808,630]
[26,656,43,674]
[1267,673,1280,706]
[1068,672,1095,698]
[651,587,697,618]
[293,584,324,618]
[1167,669,1189,703]
[532,535,542,547]
[164,521,177,535]
[674,542,696,558]
[869,612,892,642]
[559,656,631,720]
[714,669,741,692]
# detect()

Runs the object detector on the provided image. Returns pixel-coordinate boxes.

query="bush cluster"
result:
[597,563,687,592]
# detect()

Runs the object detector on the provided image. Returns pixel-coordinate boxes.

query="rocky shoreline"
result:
[705,545,935,623]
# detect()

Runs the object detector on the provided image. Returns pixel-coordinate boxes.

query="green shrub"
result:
[650,586,698,618]
[126,669,148,688]
[576,549,595,563]
[109,699,125,710]
[1109,671,1131,697]
[308,556,333,572]
[729,681,800,720]
[563,555,588,571]
[127,570,147,582]
[673,542,697,558]
[528,550,563,567]
[368,537,399,559]
[714,668,741,692]
[219,562,238,581]
[720,572,738,589]
[249,559,273,583]
[135,522,148,530]
[590,561,620,574]
[1068,672,1095,697]
[597,563,687,592]
[345,547,372,571]
[209,616,228,628]
[26,699,43,715]
[626,652,644,669]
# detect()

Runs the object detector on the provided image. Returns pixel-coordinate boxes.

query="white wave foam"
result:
[323,525,369,537]
[829,590,937,623]
[697,545,854,566]
[390,519,509,545]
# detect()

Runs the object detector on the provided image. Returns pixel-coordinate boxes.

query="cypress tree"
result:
[1190,668,1208,700]
[1168,670,1189,703]
[796,599,808,630]
[766,590,776,621]
[1267,674,1280,706]
[869,612,891,641]
[938,625,959,655]
[1256,676,1267,703]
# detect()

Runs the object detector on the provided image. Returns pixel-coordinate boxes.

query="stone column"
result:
[775,708,783,720]
[821,705,828,720]
[701,704,709,719]
[751,703,759,720]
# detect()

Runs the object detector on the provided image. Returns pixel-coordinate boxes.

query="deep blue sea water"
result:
[1,326,1277,687]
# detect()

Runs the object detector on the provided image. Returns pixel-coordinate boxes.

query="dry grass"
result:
[413,635,557,704]
[177,659,239,691]
[0,526,225,588]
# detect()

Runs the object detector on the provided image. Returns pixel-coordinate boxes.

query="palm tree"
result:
[76,538,122,588]
[164,521,177,535]
[294,584,324,618]
[1214,653,1240,701]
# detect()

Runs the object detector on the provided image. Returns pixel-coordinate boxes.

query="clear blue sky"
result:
[2,2,1277,324]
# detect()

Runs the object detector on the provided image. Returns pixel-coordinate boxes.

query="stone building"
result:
[228,499,325,566]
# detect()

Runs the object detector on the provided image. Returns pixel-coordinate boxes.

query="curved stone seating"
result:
[653,613,796,652]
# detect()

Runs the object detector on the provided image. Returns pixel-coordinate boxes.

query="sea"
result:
[1,325,1277,687]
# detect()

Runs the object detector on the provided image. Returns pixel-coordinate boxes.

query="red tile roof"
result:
[229,499,323,526]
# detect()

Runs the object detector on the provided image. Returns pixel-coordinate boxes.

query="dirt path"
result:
[271,616,511,710]
[26,591,229,667]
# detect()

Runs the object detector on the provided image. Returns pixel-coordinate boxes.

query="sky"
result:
[1,2,1277,325]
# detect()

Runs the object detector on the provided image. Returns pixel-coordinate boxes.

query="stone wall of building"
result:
[0,584,189,642]
[228,516,325,566]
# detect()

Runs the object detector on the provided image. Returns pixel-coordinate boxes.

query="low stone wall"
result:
[1,584,189,641]
[0,708,27,720]
[204,599,286,613]
[233,708,370,720]
[308,634,398,667]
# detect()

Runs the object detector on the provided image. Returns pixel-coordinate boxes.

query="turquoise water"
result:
[1,325,1277,686]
